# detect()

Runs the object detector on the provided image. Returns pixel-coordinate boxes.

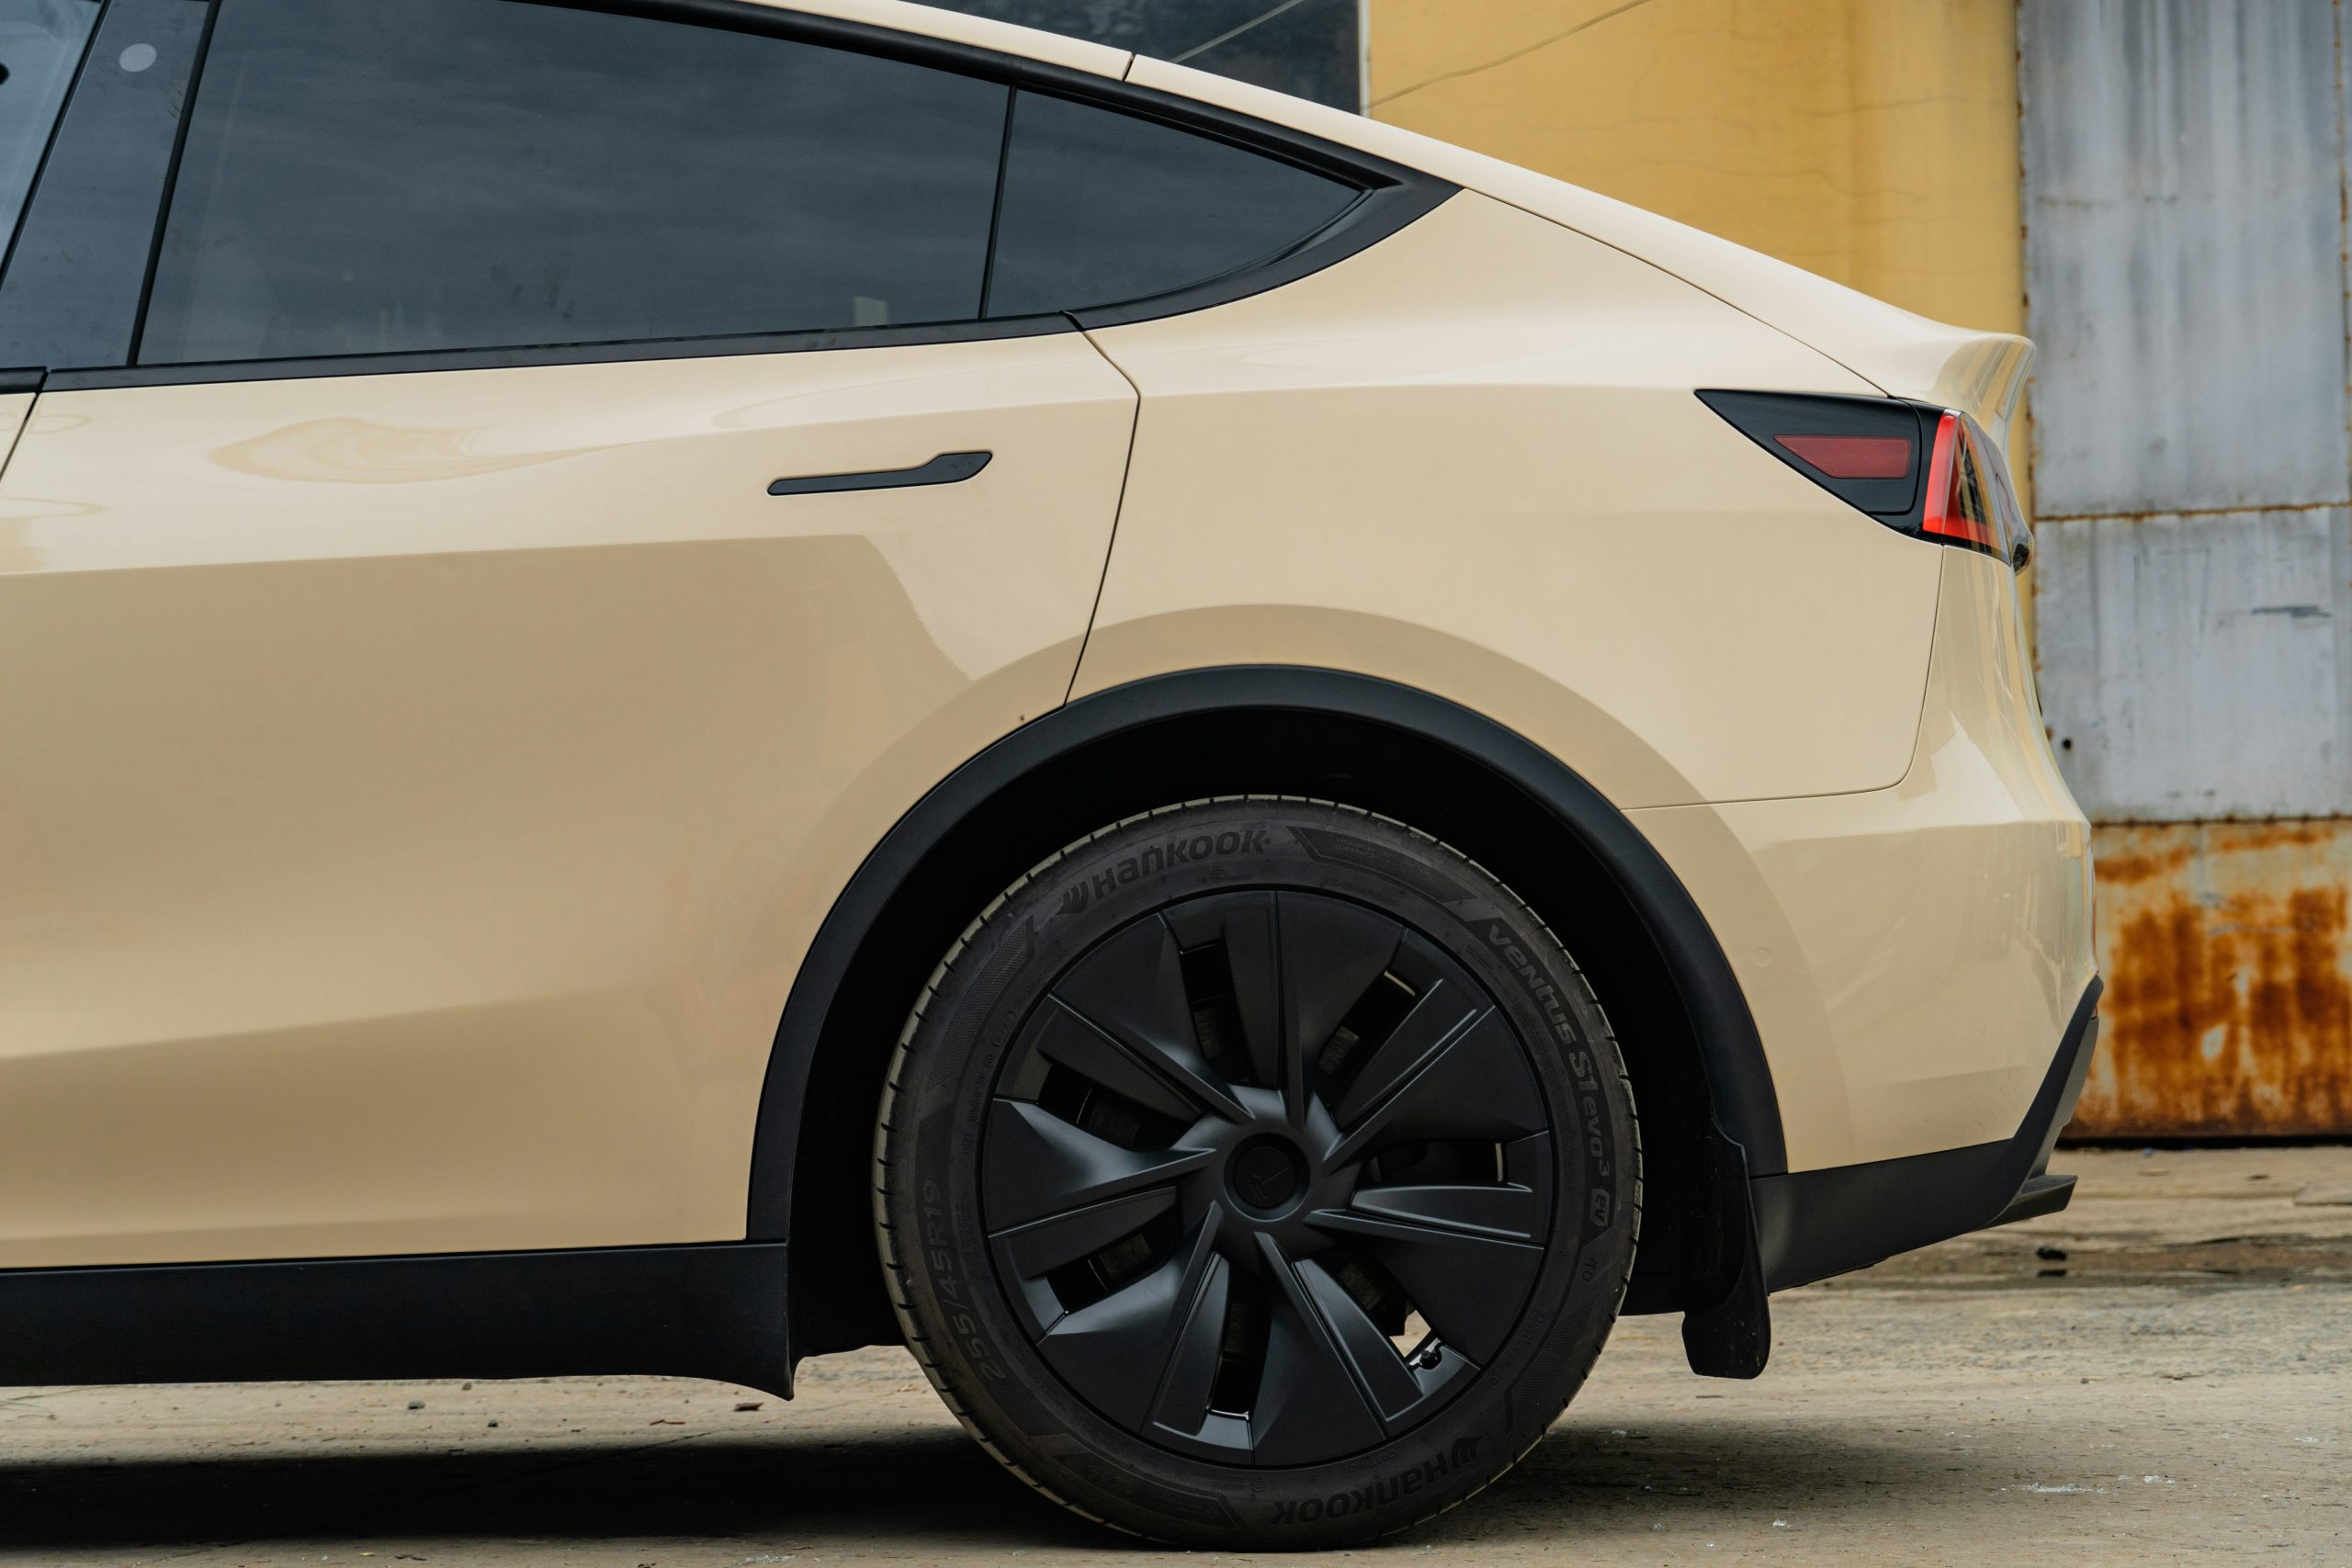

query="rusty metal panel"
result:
[2033,507,2352,820]
[2018,0,2350,520]
[2075,821,2352,1136]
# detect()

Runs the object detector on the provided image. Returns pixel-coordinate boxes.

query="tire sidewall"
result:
[883,800,1637,1546]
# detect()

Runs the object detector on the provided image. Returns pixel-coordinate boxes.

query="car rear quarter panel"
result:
[1634,552,2097,1168]
[1073,189,1943,809]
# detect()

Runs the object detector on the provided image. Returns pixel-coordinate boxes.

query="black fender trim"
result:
[0,1243,794,1395]
[746,665,1789,1244]
[1750,976,2103,1292]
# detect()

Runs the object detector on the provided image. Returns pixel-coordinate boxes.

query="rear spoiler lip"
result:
[1844,331,2034,451]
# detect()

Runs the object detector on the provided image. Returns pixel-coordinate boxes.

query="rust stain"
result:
[2092,839,2193,887]
[2227,820,2335,852]
[2075,821,2352,1138]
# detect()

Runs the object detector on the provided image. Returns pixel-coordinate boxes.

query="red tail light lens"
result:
[1698,389,2031,570]
[1775,434,1913,479]
[1920,409,2031,567]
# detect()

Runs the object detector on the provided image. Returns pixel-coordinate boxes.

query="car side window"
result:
[984,89,1363,319]
[137,0,1009,365]
[0,0,100,256]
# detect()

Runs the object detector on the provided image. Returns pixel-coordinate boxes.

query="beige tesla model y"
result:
[0,0,2096,1546]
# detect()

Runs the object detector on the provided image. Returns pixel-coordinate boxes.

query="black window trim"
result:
[19,0,1454,392]
[43,315,1080,391]
[126,0,221,358]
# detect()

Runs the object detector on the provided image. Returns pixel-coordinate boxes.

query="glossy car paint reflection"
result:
[1632,553,2094,1168]
[0,339,1134,1265]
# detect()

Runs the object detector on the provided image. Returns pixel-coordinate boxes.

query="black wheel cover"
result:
[978,889,1555,1468]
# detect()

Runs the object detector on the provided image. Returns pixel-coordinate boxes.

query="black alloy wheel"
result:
[984,886,1552,1464]
[876,798,1638,1548]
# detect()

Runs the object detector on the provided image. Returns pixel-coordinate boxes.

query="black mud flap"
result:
[1679,1123,1771,1379]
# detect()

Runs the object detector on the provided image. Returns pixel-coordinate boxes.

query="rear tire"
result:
[874,797,1638,1547]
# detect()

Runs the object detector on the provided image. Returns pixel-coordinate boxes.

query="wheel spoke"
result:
[1306,1202,1543,1365]
[982,1100,1212,1232]
[1024,1000,1203,1125]
[1348,1179,1544,1243]
[1327,980,1482,1130]
[1292,1255,1429,1425]
[1175,892,1284,1089]
[991,1187,1181,1280]
[1246,1235,1388,1464]
[1145,1212,1240,1441]
[1054,918,1248,1122]
[1325,1010,1546,1169]
[1275,894,1401,1127]
[1035,1245,1200,1430]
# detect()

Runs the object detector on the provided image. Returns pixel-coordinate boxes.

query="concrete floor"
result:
[3,1147,2347,1566]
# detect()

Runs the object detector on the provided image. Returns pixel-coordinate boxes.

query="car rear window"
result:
[138,0,1009,364]
[984,89,1362,319]
[0,0,98,261]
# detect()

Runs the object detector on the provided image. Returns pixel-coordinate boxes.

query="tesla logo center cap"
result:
[1230,1138,1307,1213]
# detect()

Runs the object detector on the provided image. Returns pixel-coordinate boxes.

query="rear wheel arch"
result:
[751,667,1783,1363]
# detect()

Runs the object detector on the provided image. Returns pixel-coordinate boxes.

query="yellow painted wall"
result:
[1367,0,2022,333]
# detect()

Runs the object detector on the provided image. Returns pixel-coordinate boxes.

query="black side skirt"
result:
[1748,978,2103,1293]
[0,986,2100,1392]
[0,1242,793,1396]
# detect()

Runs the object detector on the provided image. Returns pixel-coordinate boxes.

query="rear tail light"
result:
[1698,389,2032,570]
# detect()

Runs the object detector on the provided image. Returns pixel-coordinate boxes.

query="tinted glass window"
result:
[0,0,98,256]
[985,90,1360,318]
[140,0,1008,365]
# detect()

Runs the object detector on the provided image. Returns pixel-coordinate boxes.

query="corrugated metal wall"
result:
[2021,0,2352,1134]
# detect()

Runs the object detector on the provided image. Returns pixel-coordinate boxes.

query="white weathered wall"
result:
[2024,0,2352,823]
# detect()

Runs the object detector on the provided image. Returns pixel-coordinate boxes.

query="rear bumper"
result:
[1747,977,2102,1292]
